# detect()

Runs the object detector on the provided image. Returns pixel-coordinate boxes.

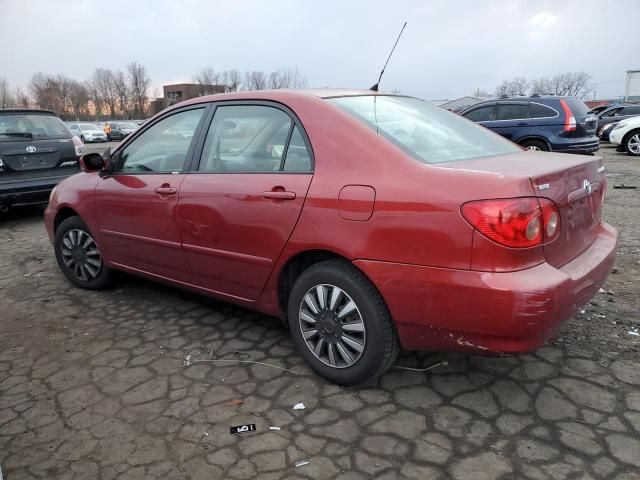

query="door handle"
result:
[263,190,296,200]
[154,186,177,195]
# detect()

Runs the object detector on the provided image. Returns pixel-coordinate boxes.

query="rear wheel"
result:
[287,260,399,385]
[623,130,640,156]
[54,216,112,289]
[520,139,549,151]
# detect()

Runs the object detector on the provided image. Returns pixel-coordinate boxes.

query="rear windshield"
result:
[0,114,71,141]
[327,96,520,164]
[564,98,590,117]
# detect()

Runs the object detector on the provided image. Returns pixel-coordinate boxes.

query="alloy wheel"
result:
[61,229,102,281]
[527,145,541,151]
[298,284,366,368]
[628,134,640,155]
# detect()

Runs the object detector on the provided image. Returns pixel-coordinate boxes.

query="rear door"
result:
[177,103,313,300]
[0,112,78,181]
[491,102,530,142]
[95,106,208,282]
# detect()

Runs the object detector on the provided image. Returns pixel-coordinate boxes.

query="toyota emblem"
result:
[583,179,592,195]
[26,146,37,153]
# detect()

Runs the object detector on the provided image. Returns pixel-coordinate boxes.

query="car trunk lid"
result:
[439,151,605,268]
[0,138,78,179]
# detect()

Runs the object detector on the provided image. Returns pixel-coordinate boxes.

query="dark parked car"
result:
[44,90,616,385]
[460,96,599,154]
[598,121,619,142]
[587,104,613,115]
[596,104,640,131]
[0,109,82,211]
[107,121,139,140]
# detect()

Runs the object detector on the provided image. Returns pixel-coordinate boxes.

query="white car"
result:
[67,123,108,143]
[609,115,640,156]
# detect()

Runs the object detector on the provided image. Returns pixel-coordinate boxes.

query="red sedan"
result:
[45,90,618,385]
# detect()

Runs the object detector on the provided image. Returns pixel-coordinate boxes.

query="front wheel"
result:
[520,139,549,151]
[54,216,112,289]
[287,260,399,385]
[624,130,640,156]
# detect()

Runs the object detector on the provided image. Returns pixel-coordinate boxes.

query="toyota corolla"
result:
[44,89,618,385]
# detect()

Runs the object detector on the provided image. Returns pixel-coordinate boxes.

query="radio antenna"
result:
[370,21,407,91]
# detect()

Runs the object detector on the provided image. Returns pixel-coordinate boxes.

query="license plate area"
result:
[6,152,59,170]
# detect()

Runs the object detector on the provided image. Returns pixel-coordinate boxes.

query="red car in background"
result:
[45,90,617,385]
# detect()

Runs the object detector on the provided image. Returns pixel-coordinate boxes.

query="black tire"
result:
[80,135,85,143]
[623,129,640,156]
[54,216,112,290]
[287,259,399,385]
[520,139,549,151]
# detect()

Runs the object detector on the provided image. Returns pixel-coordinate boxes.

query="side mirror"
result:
[79,153,109,173]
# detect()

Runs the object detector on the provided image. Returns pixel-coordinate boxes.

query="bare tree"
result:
[244,71,267,91]
[193,68,220,95]
[30,73,62,112]
[0,78,12,108]
[113,71,130,118]
[13,87,30,108]
[68,81,89,120]
[86,81,104,120]
[556,72,592,98]
[494,77,529,97]
[268,69,290,89]
[127,62,150,117]
[289,67,307,88]
[222,70,242,92]
[92,69,118,118]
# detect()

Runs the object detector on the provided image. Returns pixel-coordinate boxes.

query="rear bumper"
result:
[551,139,600,154]
[354,222,618,354]
[0,173,76,207]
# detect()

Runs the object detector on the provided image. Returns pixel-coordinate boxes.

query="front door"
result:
[178,104,314,299]
[95,106,208,282]
[491,102,530,142]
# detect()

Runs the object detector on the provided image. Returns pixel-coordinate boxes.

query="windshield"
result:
[80,123,101,130]
[327,95,520,164]
[0,114,71,141]
[120,122,137,129]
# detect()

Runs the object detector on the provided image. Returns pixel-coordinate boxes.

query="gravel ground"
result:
[0,144,638,479]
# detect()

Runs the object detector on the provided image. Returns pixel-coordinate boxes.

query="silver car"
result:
[67,123,108,143]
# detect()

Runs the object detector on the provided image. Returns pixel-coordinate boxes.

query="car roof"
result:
[0,108,58,116]
[177,88,390,108]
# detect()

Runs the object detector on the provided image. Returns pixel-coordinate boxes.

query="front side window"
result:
[464,105,494,122]
[329,96,520,164]
[496,103,529,121]
[118,108,205,173]
[199,105,297,172]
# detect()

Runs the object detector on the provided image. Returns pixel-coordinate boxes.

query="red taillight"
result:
[462,198,560,248]
[560,99,576,132]
[72,135,84,156]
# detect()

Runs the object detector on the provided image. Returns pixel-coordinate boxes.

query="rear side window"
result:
[0,114,71,141]
[496,104,529,120]
[283,126,312,171]
[530,103,557,118]
[329,96,520,164]
[563,98,590,117]
[464,105,494,122]
[199,105,296,173]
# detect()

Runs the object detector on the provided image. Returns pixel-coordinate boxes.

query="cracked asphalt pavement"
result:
[0,145,639,479]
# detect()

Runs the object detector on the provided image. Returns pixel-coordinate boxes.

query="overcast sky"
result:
[1,0,638,100]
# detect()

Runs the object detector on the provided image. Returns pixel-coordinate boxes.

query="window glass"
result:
[0,114,71,141]
[199,105,292,172]
[118,108,204,173]
[329,96,519,164]
[464,105,494,122]
[283,126,312,171]
[496,104,529,120]
[530,103,557,118]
